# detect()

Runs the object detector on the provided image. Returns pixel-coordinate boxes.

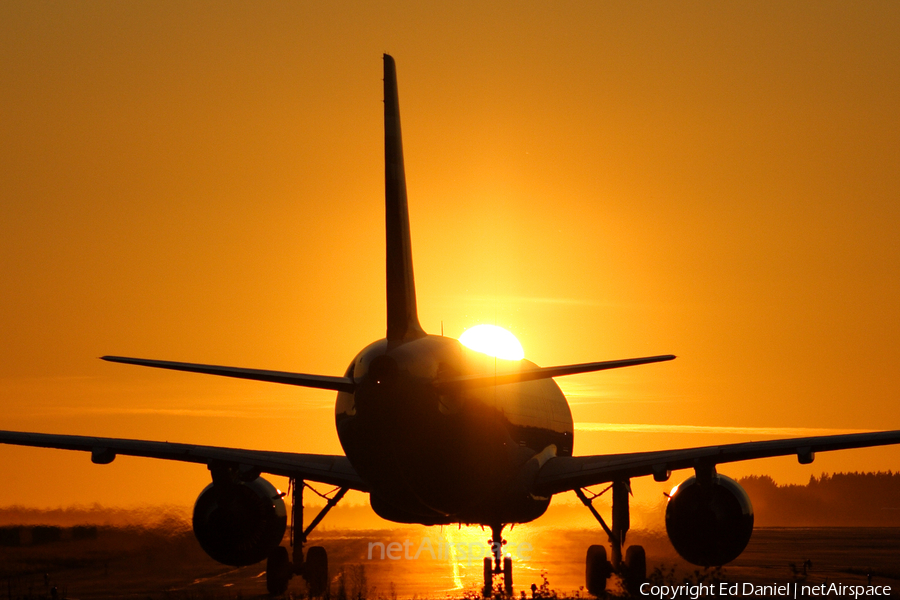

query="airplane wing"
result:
[0,430,369,491]
[101,356,355,393]
[534,429,900,496]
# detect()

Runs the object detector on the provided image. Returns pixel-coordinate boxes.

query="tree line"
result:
[738,471,900,527]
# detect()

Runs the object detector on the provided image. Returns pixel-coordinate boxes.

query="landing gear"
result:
[305,545,329,597]
[265,479,348,596]
[482,523,513,597]
[623,546,646,596]
[503,556,513,595]
[585,545,610,596]
[266,546,292,595]
[577,480,647,597]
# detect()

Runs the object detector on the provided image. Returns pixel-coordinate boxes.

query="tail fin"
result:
[383,54,426,342]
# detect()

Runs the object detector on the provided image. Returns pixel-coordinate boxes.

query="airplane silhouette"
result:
[3,55,900,596]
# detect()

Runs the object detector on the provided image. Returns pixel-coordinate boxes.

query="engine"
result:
[192,477,287,566]
[665,473,754,566]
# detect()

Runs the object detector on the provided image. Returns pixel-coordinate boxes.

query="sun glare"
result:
[458,325,525,360]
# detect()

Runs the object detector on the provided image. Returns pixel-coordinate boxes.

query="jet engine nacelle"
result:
[192,477,287,566]
[665,473,754,566]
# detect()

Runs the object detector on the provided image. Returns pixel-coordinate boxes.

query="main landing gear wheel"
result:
[266,546,292,595]
[503,556,513,595]
[304,545,329,597]
[586,545,611,597]
[623,545,646,596]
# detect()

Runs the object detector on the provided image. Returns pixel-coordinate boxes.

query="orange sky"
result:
[1,1,899,509]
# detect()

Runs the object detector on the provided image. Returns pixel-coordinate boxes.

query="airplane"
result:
[3,54,900,596]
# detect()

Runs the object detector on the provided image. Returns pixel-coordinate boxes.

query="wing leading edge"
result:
[0,430,368,491]
[534,429,900,496]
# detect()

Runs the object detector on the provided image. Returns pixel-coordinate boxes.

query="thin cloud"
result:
[35,407,254,418]
[574,422,877,436]
[456,295,603,307]
[558,381,677,404]
[27,403,334,418]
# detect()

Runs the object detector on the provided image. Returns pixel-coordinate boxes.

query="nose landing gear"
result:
[482,523,513,597]
[577,480,647,596]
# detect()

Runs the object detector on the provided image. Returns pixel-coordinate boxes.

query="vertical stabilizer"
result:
[384,54,426,342]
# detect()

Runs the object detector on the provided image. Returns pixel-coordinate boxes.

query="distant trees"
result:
[738,471,900,527]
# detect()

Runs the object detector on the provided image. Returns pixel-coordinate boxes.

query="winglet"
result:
[384,54,426,343]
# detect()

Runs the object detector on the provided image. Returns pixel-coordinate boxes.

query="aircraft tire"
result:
[305,546,328,597]
[266,546,292,595]
[586,544,610,597]
[624,545,647,596]
[483,557,492,597]
[503,555,513,595]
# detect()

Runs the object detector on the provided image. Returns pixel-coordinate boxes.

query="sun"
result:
[458,324,525,360]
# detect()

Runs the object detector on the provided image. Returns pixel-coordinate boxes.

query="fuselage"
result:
[335,334,574,526]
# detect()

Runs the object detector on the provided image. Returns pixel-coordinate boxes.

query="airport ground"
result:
[1,525,898,599]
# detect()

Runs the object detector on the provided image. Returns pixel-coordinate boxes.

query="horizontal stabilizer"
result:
[101,356,355,393]
[435,354,675,390]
